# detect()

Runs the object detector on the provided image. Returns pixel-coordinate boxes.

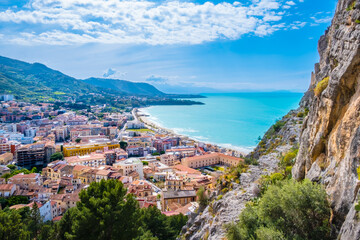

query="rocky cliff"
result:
[181,0,360,239]
[292,0,360,238]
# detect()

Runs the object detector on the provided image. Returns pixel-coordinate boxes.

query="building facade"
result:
[63,142,120,157]
[182,153,243,169]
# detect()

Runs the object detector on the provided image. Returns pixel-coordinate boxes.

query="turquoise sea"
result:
[141,92,303,153]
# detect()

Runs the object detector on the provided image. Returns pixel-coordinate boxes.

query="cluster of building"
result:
[0,99,244,221]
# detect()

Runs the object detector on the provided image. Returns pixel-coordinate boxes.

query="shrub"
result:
[217,195,223,200]
[222,188,229,194]
[244,157,259,166]
[255,227,286,240]
[50,152,64,162]
[273,121,285,132]
[346,1,356,11]
[281,149,298,167]
[314,77,329,96]
[297,112,304,118]
[258,173,284,195]
[285,166,293,176]
[197,186,209,208]
[226,179,332,240]
[355,202,360,212]
[304,107,309,116]
[356,20,360,24]
[270,173,284,184]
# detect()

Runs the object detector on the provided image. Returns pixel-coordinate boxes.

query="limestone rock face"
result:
[292,0,360,235]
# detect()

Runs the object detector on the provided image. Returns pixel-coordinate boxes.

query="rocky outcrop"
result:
[292,0,360,235]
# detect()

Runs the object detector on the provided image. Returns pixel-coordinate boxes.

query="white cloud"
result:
[0,0,301,45]
[102,68,127,79]
[311,16,332,24]
[145,74,180,84]
[146,75,168,84]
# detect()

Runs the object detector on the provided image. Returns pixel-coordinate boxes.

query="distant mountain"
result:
[0,56,117,102]
[83,78,165,96]
[0,56,168,102]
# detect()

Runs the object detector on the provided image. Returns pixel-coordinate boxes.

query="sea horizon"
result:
[141,92,303,154]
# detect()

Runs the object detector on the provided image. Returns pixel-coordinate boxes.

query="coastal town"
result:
[0,94,243,222]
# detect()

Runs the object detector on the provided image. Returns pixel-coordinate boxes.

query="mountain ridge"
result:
[0,55,188,101]
[83,77,166,96]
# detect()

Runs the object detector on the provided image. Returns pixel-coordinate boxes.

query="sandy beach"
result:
[135,108,247,157]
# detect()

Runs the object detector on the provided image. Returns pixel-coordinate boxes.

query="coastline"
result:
[135,107,252,156]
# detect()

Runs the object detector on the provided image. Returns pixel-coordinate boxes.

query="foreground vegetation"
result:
[226,179,333,240]
[0,180,187,240]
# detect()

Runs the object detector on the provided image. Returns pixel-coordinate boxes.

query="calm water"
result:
[142,92,303,153]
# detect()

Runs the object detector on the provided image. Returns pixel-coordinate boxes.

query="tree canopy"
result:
[0,179,187,240]
[50,152,64,162]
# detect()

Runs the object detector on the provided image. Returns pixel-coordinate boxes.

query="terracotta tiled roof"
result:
[172,164,201,175]
[10,173,39,179]
[0,184,14,191]
[52,216,63,222]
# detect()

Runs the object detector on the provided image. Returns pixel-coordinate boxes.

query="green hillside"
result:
[84,77,165,96]
[0,56,168,102]
[0,55,204,107]
[0,56,115,102]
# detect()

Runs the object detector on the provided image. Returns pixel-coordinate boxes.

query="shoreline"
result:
[134,107,252,157]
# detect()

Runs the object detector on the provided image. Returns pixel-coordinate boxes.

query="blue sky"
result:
[0,0,338,93]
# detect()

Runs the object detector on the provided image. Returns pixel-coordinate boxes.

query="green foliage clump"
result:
[226,179,333,240]
[279,148,298,175]
[2,165,38,180]
[270,173,284,183]
[0,208,31,240]
[0,202,53,240]
[217,195,223,200]
[119,141,128,150]
[297,112,304,118]
[355,202,360,212]
[50,152,64,162]
[356,20,360,24]
[244,157,259,166]
[0,196,29,209]
[357,166,360,180]
[222,188,229,194]
[346,1,356,11]
[304,107,309,116]
[314,77,329,96]
[230,163,249,179]
[272,120,285,132]
[197,186,209,208]
[259,173,285,196]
